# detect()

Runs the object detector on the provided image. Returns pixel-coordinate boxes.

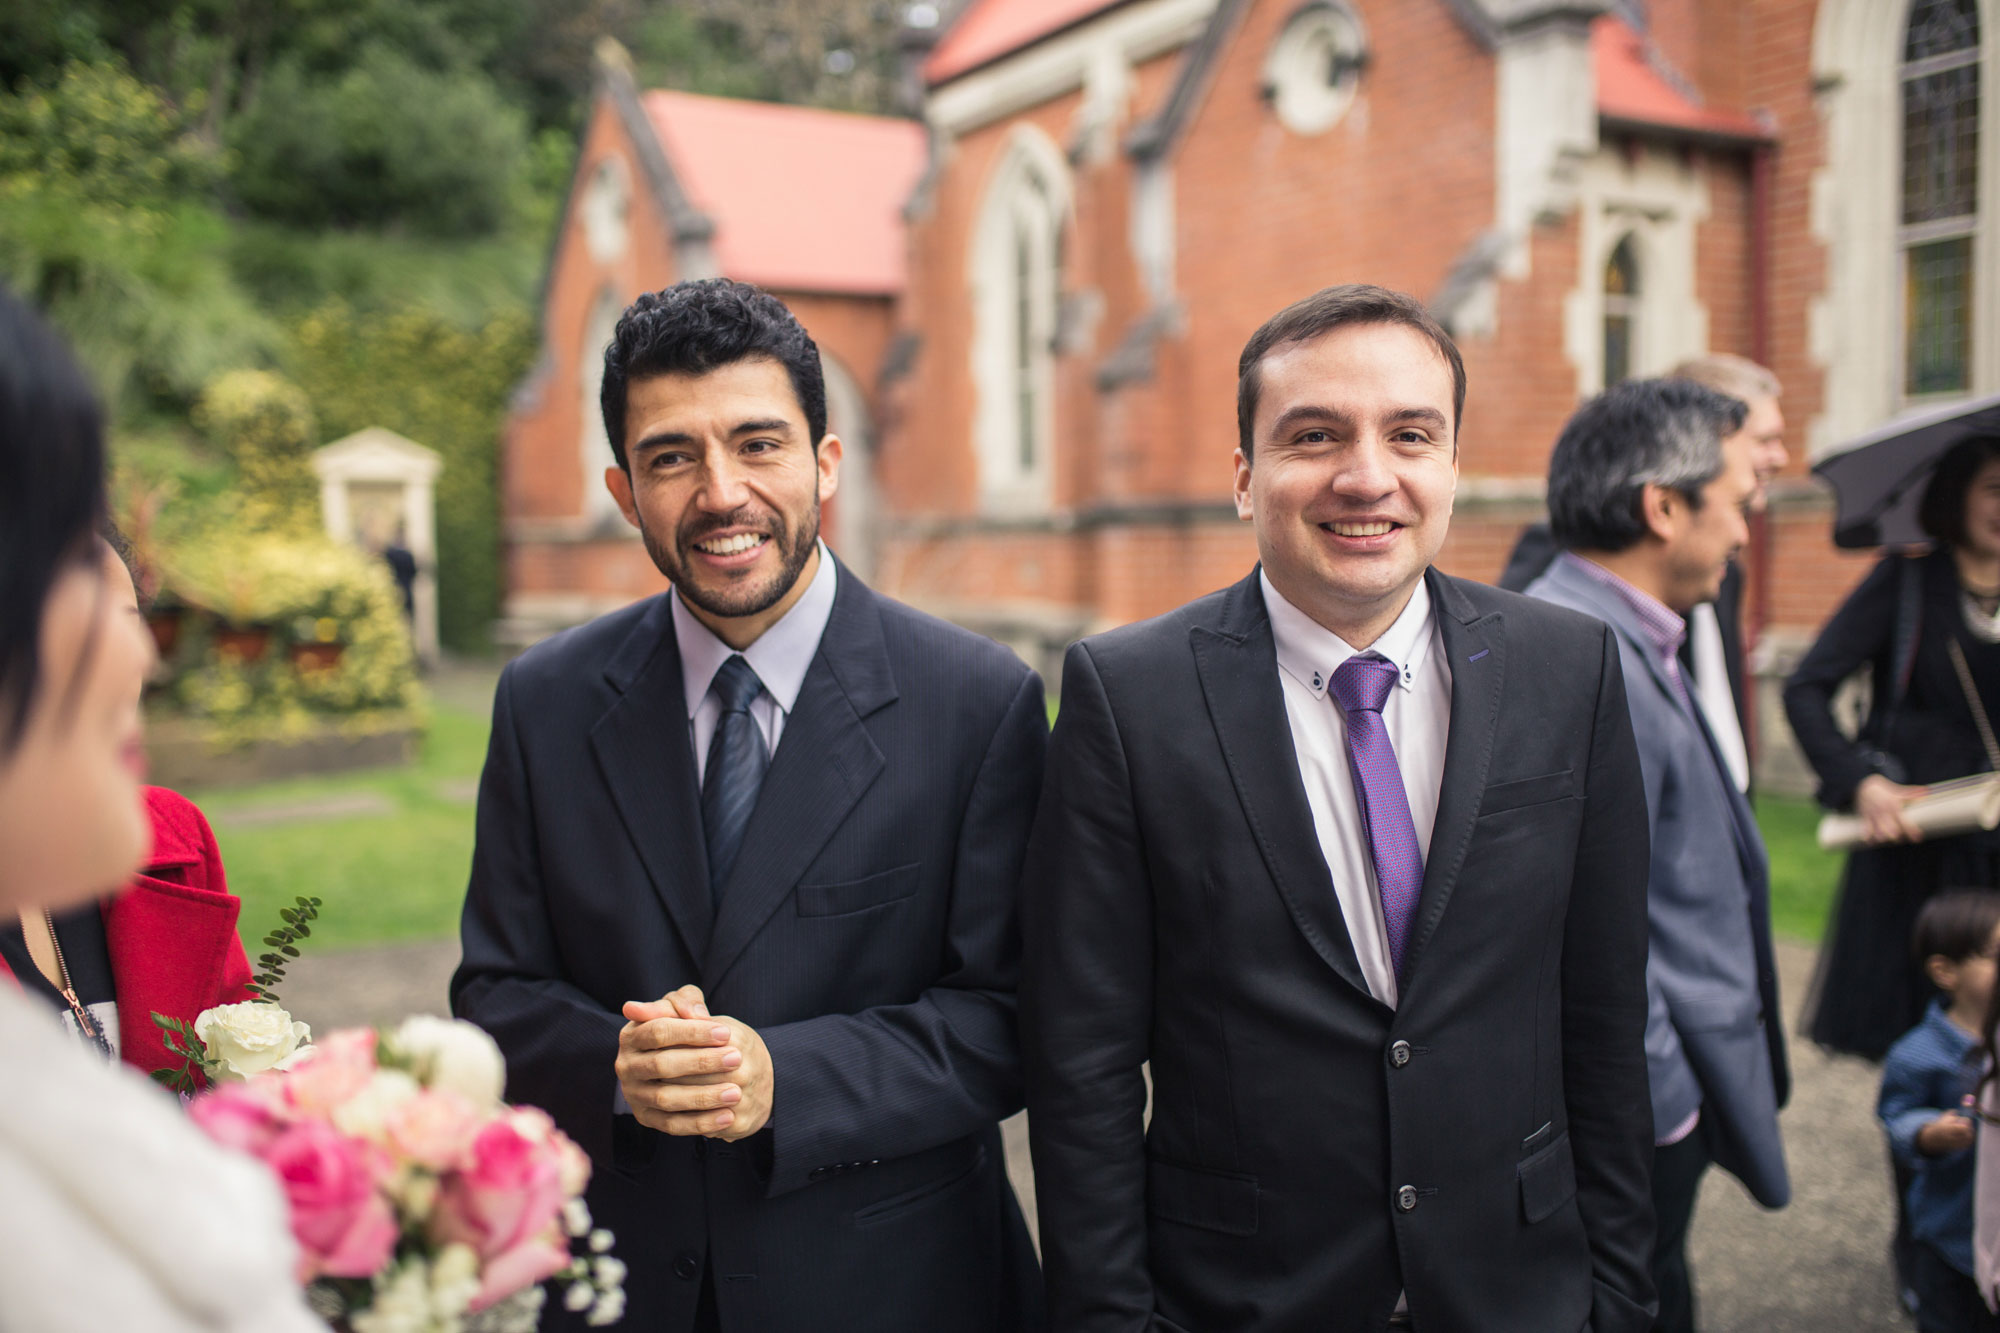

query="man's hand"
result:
[617,985,775,1141]
[1856,774,1928,845]
[1916,1111,1975,1156]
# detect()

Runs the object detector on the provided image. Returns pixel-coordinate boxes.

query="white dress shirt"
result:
[1687,603,1750,793]
[1261,573,1452,1009]
[672,543,838,781]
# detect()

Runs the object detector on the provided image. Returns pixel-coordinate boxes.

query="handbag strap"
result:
[1947,635,2000,773]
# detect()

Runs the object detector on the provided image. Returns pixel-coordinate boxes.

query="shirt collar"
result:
[1925,999,1980,1054]
[1558,552,1687,667]
[673,543,838,719]
[1260,571,1435,702]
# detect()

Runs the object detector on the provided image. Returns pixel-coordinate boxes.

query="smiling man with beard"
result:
[453,280,1048,1333]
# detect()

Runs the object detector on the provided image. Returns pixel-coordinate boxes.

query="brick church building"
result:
[505,0,1992,784]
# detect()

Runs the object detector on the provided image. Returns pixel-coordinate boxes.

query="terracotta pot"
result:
[212,625,271,664]
[289,641,345,672]
[145,609,182,657]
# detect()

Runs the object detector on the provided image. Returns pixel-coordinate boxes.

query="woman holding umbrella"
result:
[1787,430,2000,1061]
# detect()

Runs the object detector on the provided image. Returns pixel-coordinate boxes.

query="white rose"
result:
[351,1259,430,1333]
[333,1068,420,1141]
[195,1001,310,1080]
[390,1015,505,1106]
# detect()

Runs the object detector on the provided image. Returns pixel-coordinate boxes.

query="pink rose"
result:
[189,1080,292,1156]
[385,1088,484,1172]
[430,1115,572,1309]
[281,1028,378,1116]
[264,1118,400,1281]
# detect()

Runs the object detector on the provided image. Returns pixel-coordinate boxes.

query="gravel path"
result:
[282,936,1909,1330]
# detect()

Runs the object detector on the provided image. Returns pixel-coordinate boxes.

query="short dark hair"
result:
[599,279,828,471]
[1918,434,2000,549]
[1236,284,1466,459]
[1546,379,1748,554]
[0,286,109,754]
[1913,889,2000,966]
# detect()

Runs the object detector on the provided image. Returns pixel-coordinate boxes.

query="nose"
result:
[695,451,752,512]
[1328,438,1396,501]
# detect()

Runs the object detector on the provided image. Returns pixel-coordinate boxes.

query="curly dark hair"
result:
[0,285,109,754]
[598,279,828,471]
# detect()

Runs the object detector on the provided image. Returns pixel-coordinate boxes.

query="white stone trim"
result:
[927,0,1217,139]
[1493,17,1598,283]
[969,123,1071,514]
[579,286,627,524]
[1810,0,2000,458]
[1561,145,1711,397]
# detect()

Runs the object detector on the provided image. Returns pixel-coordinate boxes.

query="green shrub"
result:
[191,369,318,529]
[287,303,534,652]
[228,46,527,238]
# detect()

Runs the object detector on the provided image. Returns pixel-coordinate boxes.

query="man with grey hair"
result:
[1525,378,1790,1333]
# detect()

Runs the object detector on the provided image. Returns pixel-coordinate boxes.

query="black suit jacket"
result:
[1022,569,1656,1333]
[452,563,1047,1332]
[1500,523,1749,747]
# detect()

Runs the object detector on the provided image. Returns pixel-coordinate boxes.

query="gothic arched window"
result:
[1603,235,1641,389]
[971,128,1067,509]
[1901,0,1981,396]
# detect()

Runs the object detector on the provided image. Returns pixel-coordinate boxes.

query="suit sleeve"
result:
[1021,642,1156,1332]
[451,665,627,1165]
[756,668,1048,1198]
[1563,624,1661,1333]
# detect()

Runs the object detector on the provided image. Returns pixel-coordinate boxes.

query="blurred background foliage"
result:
[0,0,921,654]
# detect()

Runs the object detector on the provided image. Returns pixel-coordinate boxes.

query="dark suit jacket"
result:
[1022,569,1657,1333]
[1501,523,1749,747]
[452,563,1047,1332]
[1528,557,1789,1209]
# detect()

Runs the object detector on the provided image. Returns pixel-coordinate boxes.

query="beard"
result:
[639,497,822,621]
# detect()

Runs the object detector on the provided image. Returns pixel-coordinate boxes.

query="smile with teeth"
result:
[694,532,770,556]
[1325,521,1398,537]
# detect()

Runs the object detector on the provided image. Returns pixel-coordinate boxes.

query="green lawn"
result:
[185,687,1850,954]
[188,700,490,952]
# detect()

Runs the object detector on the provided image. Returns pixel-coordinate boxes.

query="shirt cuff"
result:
[1657,1106,1701,1148]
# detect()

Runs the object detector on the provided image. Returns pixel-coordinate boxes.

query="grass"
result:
[184,682,1850,954]
[188,698,490,952]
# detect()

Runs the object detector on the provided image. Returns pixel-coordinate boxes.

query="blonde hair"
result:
[1667,353,1780,407]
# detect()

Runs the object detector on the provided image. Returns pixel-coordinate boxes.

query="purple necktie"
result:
[1329,653,1425,986]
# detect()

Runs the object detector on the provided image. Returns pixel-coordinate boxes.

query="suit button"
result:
[1396,1185,1418,1213]
[673,1253,701,1281]
[808,1166,829,1182]
[1389,1040,1412,1069]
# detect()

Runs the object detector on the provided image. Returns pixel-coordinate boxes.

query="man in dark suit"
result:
[452,280,1046,1332]
[1524,380,1789,1333]
[1499,353,1789,796]
[1022,285,1657,1333]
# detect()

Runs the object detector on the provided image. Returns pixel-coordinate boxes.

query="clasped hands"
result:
[615,984,772,1140]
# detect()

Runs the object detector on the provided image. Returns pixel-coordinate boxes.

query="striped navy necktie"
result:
[701,654,769,905]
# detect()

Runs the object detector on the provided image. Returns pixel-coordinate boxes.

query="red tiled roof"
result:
[1593,16,1766,143]
[641,91,927,296]
[925,0,1127,84]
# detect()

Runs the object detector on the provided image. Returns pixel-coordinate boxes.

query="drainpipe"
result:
[1746,137,1775,766]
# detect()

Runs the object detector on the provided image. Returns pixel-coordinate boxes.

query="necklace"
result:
[1965,591,2000,644]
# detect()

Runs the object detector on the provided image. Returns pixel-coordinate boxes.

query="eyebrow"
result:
[1267,404,1451,437]
[630,417,797,457]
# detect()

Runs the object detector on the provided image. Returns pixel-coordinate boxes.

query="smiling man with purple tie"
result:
[1022,284,1659,1333]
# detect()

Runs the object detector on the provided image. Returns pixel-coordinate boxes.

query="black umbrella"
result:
[1814,390,2000,548]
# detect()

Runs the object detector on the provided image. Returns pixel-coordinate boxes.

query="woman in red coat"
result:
[0,541,255,1077]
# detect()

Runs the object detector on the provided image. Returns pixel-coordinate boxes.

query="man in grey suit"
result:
[1526,379,1791,1333]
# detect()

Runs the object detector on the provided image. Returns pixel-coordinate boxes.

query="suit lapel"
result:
[704,569,894,986]
[589,596,714,962]
[1405,571,1505,984]
[1191,573,1374,1002]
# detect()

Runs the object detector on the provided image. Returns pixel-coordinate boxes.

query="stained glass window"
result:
[1603,236,1640,389]
[1901,0,1979,396]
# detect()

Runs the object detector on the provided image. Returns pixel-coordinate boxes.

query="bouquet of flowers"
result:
[182,1013,624,1331]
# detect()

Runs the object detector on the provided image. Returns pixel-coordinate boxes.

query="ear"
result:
[1927,954,1960,992]
[1638,482,1679,544]
[1233,448,1255,522]
[815,432,843,504]
[605,466,641,530]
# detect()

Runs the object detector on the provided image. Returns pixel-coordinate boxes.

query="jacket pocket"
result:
[1519,1128,1577,1224]
[797,863,921,917]
[853,1143,986,1225]
[1479,769,1576,818]
[1148,1157,1260,1236]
